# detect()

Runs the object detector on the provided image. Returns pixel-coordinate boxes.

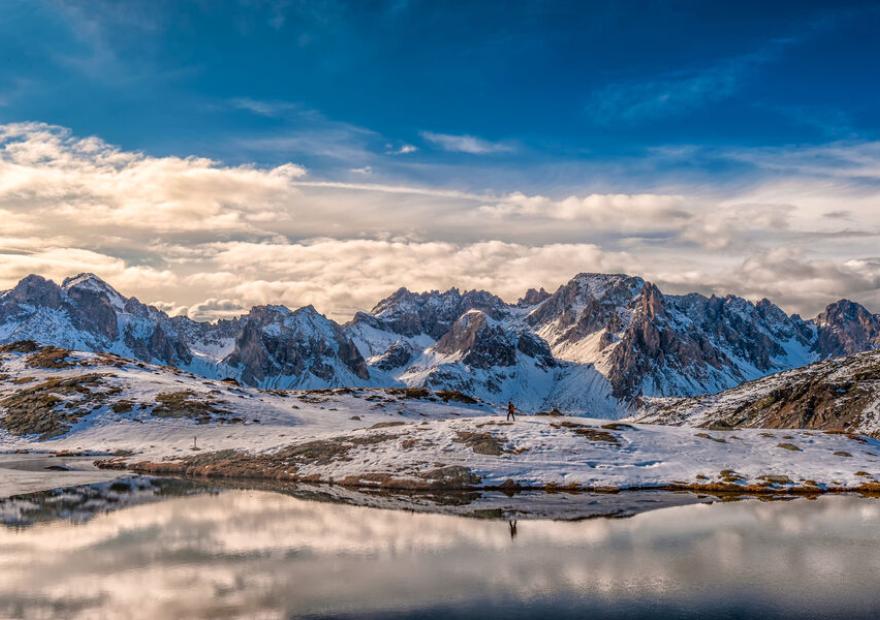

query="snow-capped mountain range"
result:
[1,272,879,416]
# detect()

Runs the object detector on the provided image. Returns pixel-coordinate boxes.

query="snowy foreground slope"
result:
[2,343,879,497]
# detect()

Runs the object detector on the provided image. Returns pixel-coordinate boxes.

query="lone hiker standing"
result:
[506,400,517,422]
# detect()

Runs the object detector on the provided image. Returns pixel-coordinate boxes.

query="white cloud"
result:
[0,122,306,237]
[420,131,513,154]
[655,248,880,316]
[0,247,176,296]
[189,239,637,318]
[479,192,690,229]
[2,122,880,321]
[387,143,417,155]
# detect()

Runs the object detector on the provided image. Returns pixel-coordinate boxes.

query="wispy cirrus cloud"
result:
[228,97,303,118]
[226,98,382,164]
[586,57,754,124]
[585,39,796,125]
[718,140,880,180]
[420,131,514,154]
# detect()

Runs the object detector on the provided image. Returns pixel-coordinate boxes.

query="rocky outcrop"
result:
[636,349,880,435]
[527,273,643,340]
[4,275,64,308]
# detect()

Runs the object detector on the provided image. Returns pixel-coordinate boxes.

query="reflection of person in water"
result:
[508,519,518,539]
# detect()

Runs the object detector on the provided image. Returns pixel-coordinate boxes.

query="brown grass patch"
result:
[385,386,432,400]
[0,340,40,354]
[602,422,636,431]
[435,390,478,404]
[0,374,106,439]
[368,421,408,430]
[26,346,77,369]
[152,391,225,422]
[454,430,506,456]
[551,421,619,444]
[695,432,726,443]
[720,469,746,484]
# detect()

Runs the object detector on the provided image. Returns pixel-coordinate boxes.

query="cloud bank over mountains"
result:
[1,122,879,321]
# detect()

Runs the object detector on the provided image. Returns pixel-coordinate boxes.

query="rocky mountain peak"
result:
[224,302,370,386]
[815,299,880,357]
[433,310,518,369]
[4,274,63,307]
[365,286,506,339]
[517,287,551,306]
[527,272,645,338]
[62,272,125,300]
[638,282,665,320]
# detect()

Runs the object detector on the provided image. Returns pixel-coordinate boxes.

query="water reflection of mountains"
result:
[2,474,821,527]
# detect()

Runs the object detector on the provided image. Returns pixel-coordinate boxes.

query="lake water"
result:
[2,479,880,619]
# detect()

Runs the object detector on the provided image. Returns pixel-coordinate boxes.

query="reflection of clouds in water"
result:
[1,492,880,619]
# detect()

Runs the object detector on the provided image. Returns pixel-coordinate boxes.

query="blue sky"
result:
[2,0,878,189]
[0,1,879,318]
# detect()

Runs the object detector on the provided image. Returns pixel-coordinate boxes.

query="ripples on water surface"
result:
[1,479,880,619]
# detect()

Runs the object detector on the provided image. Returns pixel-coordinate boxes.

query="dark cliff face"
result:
[516,331,556,369]
[62,277,121,342]
[372,340,413,371]
[223,306,370,385]
[434,312,517,369]
[433,311,556,370]
[604,287,817,400]
[815,300,880,357]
